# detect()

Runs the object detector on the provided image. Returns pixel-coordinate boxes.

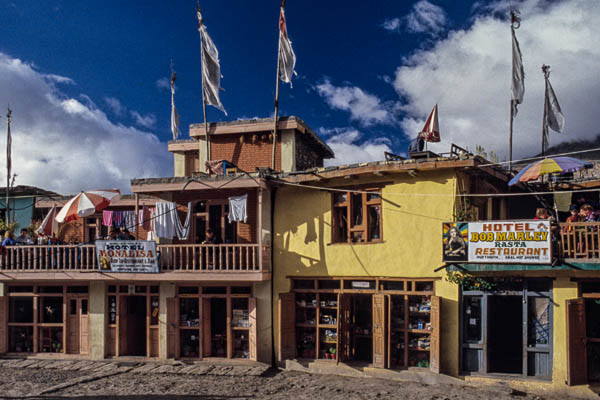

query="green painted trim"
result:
[448,262,600,272]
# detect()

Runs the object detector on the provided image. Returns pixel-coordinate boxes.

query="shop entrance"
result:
[66,297,89,355]
[206,298,227,357]
[119,296,147,356]
[487,296,523,374]
[342,294,373,363]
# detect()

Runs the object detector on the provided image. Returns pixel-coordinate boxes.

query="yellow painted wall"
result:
[173,153,185,177]
[551,276,577,386]
[272,169,460,374]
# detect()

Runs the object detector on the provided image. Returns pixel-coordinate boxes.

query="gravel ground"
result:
[0,365,585,400]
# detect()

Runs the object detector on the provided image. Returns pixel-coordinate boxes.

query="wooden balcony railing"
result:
[558,222,600,260]
[0,244,270,273]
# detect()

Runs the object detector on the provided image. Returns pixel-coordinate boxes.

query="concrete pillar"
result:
[159,282,176,359]
[0,283,5,296]
[253,280,273,364]
[89,281,106,360]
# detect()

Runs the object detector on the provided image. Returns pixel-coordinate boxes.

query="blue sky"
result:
[0,0,598,193]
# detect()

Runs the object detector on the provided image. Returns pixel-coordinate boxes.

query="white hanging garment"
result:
[228,194,248,223]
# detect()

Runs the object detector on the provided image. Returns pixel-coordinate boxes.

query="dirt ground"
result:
[0,365,580,400]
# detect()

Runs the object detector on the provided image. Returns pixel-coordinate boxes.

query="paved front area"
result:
[0,358,584,399]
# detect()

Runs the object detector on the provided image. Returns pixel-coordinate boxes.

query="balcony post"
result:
[135,193,140,240]
[257,188,263,271]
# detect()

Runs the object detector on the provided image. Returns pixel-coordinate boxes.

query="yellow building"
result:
[272,149,600,397]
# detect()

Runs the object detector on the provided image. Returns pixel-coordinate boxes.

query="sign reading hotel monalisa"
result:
[442,220,552,264]
[96,240,159,273]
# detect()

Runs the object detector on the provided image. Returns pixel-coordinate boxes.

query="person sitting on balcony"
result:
[48,234,60,245]
[15,229,32,245]
[563,204,582,232]
[580,204,598,222]
[2,231,16,246]
[202,228,220,244]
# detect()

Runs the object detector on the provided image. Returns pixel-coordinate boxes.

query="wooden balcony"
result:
[559,222,600,260]
[0,244,270,279]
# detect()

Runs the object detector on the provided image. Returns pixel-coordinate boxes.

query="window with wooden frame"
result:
[332,188,382,243]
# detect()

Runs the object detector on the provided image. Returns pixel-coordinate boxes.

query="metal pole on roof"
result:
[6,107,11,224]
[271,0,286,171]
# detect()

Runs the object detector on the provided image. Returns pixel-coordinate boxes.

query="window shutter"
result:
[249,297,258,361]
[567,298,587,386]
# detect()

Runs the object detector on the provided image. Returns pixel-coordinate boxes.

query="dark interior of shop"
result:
[488,295,522,374]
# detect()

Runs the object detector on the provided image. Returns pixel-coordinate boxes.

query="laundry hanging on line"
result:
[228,194,248,223]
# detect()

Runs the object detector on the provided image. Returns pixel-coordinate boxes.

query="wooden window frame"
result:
[332,188,383,244]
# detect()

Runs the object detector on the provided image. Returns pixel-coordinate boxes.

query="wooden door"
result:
[67,298,80,354]
[430,295,441,373]
[0,296,7,354]
[166,297,177,358]
[279,292,296,362]
[118,297,128,356]
[338,294,351,363]
[372,294,386,368]
[567,298,587,386]
[249,297,257,361]
[202,298,211,357]
[80,298,89,355]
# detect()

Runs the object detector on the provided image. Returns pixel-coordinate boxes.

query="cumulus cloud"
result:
[104,96,125,116]
[0,52,171,194]
[315,79,396,127]
[320,127,393,166]
[130,110,157,129]
[405,0,448,36]
[394,0,600,159]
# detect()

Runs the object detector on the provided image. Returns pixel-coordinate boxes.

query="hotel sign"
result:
[442,220,552,264]
[96,240,159,273]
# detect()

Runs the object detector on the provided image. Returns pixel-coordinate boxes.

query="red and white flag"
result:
[278,7,296,87]
[419,104,440,143]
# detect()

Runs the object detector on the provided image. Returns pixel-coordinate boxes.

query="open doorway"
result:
[488,295,522,374]
[346,294,373,363]
[123,296,147,356]
[208,298,227,357]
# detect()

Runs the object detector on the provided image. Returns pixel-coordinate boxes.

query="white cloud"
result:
[104,96,125,116]
[315,79,396,127]
[405,0,448,36]
[0,52,171,194]
[320,127,393,166]
[393,0,600,159]
[156,77,170,91]
[130,110,157,129]
[382,18,401,32]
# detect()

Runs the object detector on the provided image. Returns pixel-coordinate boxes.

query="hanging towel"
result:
[228,194,248,223]
[102,210,114,227]
[554,192,572,213]
[124,210,136,230]
[113,211,124,227]
[155,202,176,239]
[174,202,192,240]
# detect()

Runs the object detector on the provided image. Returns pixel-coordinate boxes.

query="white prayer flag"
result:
[278,7,297,87]
[170,71,180,140]
[545,78,565,135]
[197,8,227,115]
[510,11,524,116]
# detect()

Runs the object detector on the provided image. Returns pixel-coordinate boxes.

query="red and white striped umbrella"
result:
[37,206,58,236]
[418,104,440,143]
[55,189,120,223]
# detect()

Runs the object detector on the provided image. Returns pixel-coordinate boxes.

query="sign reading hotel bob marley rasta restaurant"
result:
[442,220,551,264]
[96,240,159,273]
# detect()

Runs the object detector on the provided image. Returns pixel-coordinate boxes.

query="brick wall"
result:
[210,133,282,172]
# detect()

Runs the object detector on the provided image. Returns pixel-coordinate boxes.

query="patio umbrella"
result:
[509,156,592,186]
[36,206,57,236]
[55,189,121,223]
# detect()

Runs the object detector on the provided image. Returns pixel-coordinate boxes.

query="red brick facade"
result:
[210,133,282,172]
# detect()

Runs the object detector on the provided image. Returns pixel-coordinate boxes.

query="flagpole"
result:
[6,107,11,224]
[198,3,211,167]
[272,0,285,171]
[509,102,513,171]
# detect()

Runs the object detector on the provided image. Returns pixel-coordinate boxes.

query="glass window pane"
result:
[333,193,347,205]
[81,299,88,315]
[108,296,117,324]
[231,298,249,327]
[334,207,348,243]
[179,298,199,327]
[351,193,363,227]
[150,296,159,325]
[367,192,380,202]
[368,205,381,241]
[40,297,64,323]
[10,297,33,323]
[528,297,550,345]
[70,299,77,315]
[463,296,482,343]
